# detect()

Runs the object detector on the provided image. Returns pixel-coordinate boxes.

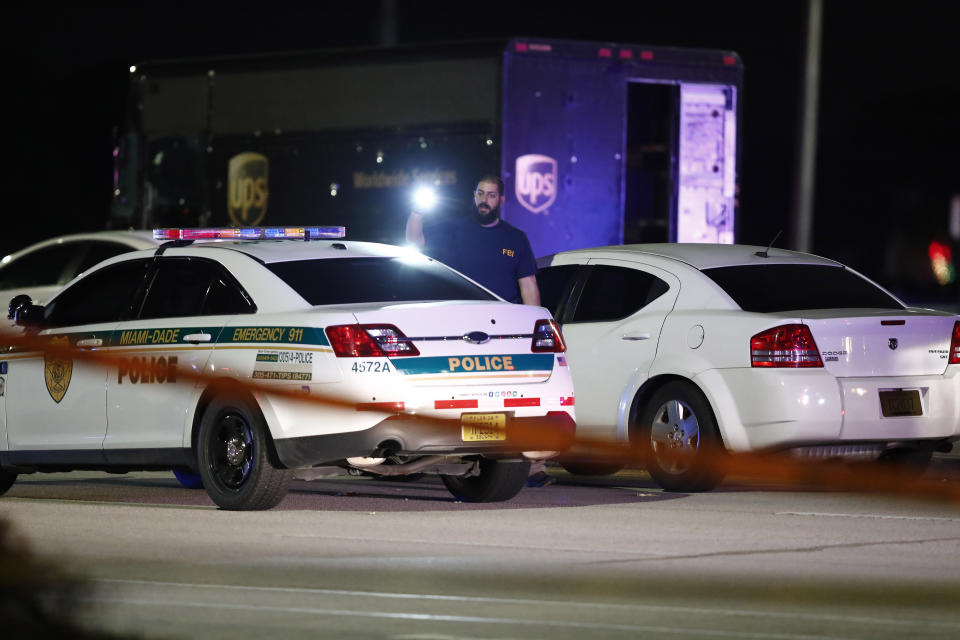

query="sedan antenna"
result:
[755,230,783,258]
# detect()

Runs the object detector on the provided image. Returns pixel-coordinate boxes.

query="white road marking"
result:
[81,595,849,639]
[93,579,960,631]
[777,512,960,522]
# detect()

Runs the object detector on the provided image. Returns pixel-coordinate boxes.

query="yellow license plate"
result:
[879,389,922,417]
[461,413,507,442]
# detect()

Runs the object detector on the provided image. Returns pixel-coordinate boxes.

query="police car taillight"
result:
[531,319,565,353]
[949,321,960,365]
[751,324,823,368]
[153,226,346,241]
[326,324,419,358]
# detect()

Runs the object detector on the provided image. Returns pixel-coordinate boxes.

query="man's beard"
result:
[474,201,501,225]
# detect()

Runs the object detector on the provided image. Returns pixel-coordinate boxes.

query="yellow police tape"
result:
[1,327,957,504]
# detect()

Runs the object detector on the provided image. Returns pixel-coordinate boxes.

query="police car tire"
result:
[0,468,16,496]
[440,458,530,502]
[558,459,624,477]
[173,469,205,490]
[197,393,293,510]
[638,381,725,493]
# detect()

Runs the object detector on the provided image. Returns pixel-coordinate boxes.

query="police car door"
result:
[4,259,151,453]
[559,260,679,442]
[105,257,255,453]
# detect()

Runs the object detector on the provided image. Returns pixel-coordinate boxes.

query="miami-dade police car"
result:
[0,227,575,510]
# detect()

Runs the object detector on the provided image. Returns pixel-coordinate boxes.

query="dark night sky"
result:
[5,1,958,303]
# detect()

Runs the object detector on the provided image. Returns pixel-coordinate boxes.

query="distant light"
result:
[329,182,340,197]
[376,151,384,164]
[929,240,955,285]
[485,138,494,146]
[1,255,11,265]
[570,155,578,163]
[129,65,137,74]
[419,138,428,149]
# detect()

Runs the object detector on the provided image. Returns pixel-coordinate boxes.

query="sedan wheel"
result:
[197,393,292,510]
[638,381,725,492]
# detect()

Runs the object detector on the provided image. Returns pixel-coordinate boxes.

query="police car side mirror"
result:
[8,296,45,327]
[7,294,32,320]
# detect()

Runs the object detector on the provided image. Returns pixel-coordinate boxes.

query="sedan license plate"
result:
[461,413,507,442]
[879,390,922,417]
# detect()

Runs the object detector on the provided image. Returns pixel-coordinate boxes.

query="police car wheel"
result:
[441,458,530,502]
[197,393,293,510]
[0,467,16,496]
[637,381,725,493]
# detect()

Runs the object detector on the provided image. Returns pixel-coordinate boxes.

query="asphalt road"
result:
[2,461,960,640]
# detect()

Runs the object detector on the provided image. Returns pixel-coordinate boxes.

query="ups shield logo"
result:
[44,336,73,403]
[228,152,269,226]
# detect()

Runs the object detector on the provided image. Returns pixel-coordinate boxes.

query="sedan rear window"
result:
[267,257,497,305]
[703,264,904,312]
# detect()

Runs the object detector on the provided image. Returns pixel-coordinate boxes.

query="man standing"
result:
[406,175,553,487]
[406,175,540,306]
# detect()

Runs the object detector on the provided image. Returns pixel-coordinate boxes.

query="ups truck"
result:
[111,38,743,255]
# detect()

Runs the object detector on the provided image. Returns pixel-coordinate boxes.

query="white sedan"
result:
[0,230,160,306]
[0,227,574,509]
[538,243,960,491]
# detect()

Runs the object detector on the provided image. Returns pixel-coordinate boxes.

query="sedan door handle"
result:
[75,338,103,348]
[183,333,212,343]
[621,332,651,341]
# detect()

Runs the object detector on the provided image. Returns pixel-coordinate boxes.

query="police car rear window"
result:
[267,257,497,305]
[702,264,904,312]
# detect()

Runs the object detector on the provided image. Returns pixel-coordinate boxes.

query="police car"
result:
[0,227,575,510]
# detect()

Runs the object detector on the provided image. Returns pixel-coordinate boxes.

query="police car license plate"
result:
[461,413,507,442]
[879,389,922,417]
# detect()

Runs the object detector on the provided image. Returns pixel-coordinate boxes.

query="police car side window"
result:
[74,241,139,277]
[44,259,152,328]
[571,265,669,323]
[139,258,254,319]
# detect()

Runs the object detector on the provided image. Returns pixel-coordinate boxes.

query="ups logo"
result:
[228,152,269,226]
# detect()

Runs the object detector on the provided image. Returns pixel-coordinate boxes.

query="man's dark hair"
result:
[477,174,505,197]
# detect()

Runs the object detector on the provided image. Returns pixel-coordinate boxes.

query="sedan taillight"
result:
[532,319,566,353]
[950,321,960,365]
[751,324,823,368]
[326,324,419,357]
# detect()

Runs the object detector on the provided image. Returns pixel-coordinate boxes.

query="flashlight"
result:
[411,185,438,213]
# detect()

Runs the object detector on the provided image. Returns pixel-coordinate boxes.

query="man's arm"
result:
[405,212,425,247]
[518,275,540,306]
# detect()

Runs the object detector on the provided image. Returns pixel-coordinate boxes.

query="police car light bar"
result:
[154,226,346,241]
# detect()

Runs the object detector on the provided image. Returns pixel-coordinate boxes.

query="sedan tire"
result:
[197,393,293,510]
[441,458,530,502]
[638,381,725,492]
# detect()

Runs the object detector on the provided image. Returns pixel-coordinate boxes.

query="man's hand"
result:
[405,211,425,247]
[518,275,540,306]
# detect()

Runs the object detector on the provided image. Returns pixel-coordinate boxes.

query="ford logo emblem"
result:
[463,331,490,345]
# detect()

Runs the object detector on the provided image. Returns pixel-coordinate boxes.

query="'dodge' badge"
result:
[227,152,269,226]
[44,336,73,403]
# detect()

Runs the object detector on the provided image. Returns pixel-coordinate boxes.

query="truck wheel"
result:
[637,381,725,492]
[197,393,292,510]
[0,468,16,496]
[173,469,204,490]
[441,458,530,502]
